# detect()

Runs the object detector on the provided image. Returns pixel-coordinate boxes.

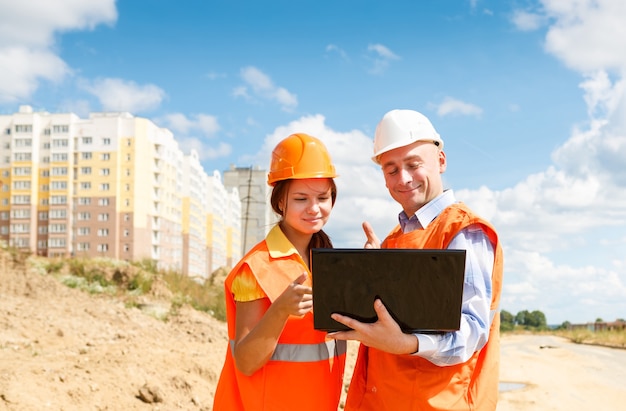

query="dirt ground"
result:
[0,250,359,411]
[3,249,625,410]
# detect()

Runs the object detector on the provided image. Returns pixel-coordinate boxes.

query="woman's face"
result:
[280,178,334,235]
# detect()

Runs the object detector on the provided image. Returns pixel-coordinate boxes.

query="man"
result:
[330,109,503,411]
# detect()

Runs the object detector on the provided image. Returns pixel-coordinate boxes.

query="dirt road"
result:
[498,334,626,410]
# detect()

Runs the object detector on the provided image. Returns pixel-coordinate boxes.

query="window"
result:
[10,223,30,233]
[52,139,69,147]
[124,229,129,237]
[15,125,33,133]
[12,195,30,204]
[81,167,92,175]
[43,142,50,149]
[78,227,90,236]
[11,238,30,248]
[37,240,47,249]
[82,137,92,144]
[49,224,67,233]
[0,211,8,220]
[124,244,129,252]
[81,152,92,160]
[14,139,32,147]
[50,195,67,204]
[49,209,66,219]
[14,153,31,161]
[77,197,91,205]
[102,138,111,145]
[13,167,31,176]
[97,228,109,236]
[10,209,29,218]
[50,181,67,190]
[13,181,31,190]
[97,244,109,252]
[41,170,49,177]
[77,242,90,251]
[80,182,91,190]
[126,139,132,147]
[98,198,109,206]
[77,212,91,220]
[44,128,51,135]
[38,226,48,234]
[101,153,110,160]
[52,125,69,133]
[48,238,67,248]
[52,153,68,161]
[100,183,109,191]
[51,167,68,176]
[100,168,110,176]
[98,213,109,221]
[39,212,49,220]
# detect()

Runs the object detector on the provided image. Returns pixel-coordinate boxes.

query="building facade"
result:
[223,165,277,255]
[0,106,240,277]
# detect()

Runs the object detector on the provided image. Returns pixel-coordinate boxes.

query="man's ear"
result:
[439,150,447,173]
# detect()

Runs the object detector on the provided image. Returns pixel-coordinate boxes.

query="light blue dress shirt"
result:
[399,190,495,366]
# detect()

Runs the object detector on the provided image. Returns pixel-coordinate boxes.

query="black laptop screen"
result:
[311,248,466,333]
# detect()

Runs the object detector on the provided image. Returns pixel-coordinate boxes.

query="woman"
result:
[213,133,346,411]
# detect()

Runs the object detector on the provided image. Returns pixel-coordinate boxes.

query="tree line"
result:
[500,309,548,331]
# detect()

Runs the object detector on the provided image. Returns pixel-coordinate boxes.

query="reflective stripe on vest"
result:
[230,339,347,362]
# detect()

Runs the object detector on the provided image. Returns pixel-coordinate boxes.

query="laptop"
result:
[311,248,466,333]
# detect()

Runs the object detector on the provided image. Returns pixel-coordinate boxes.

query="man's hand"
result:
[328,299,418,355]
[362,221,381,249]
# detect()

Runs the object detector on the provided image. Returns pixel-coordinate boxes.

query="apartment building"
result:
[223,165,277,255]
[0,105,241,277]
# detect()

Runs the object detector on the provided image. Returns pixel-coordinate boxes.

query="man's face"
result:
[378,141,446,217]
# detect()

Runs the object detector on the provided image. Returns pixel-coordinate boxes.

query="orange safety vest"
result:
[345,203,503,411]
[213,239,346,411]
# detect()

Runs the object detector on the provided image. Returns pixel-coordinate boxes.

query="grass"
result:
[502,327,626,349]
[1,244,229,323]
[553,328,626,348]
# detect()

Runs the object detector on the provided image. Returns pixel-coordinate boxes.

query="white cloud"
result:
[325,44,349,61]
[516,0,626,73]
[0,48,69,103]
[435,97,483,117]
[178,137,231,162]
[81,78,165,113]
[366,43,400,75]
[0,0,116,102]
[236,66,298,111]
[159,112,220,137]
[156,112,224,162]
[511,10,545,31]
[246,114,398,247]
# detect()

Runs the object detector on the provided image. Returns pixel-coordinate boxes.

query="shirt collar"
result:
[398,190,457,233]
[266,224,299,258]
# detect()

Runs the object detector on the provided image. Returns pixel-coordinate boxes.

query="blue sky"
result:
[1,0,625,325]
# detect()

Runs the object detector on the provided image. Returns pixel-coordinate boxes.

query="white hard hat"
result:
[372,109,444,164]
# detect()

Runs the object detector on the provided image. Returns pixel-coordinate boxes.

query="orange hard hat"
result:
[267,133,337,186]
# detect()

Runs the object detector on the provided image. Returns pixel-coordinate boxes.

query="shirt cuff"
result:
[414,333,444,356]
